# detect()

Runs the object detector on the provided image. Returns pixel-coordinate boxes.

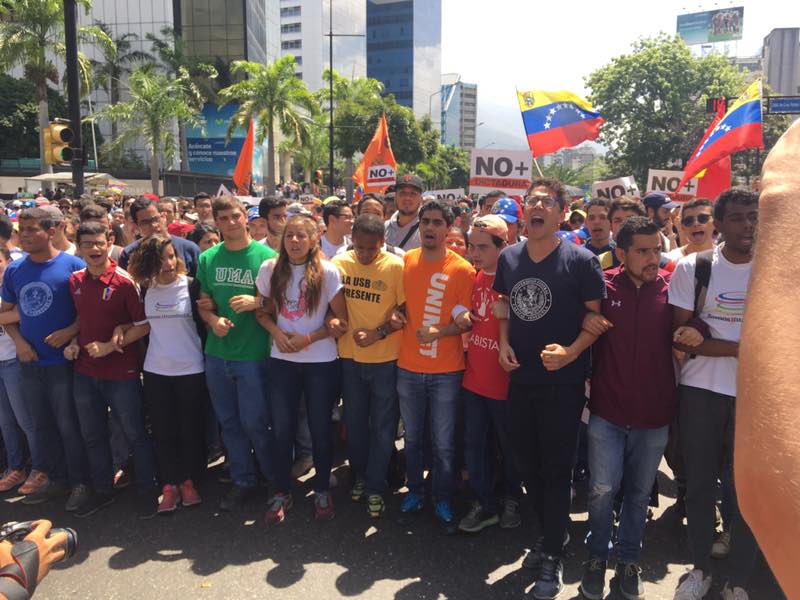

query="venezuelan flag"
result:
[681,80,763,183]
[517,90,604,157]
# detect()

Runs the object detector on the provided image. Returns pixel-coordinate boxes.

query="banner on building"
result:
[677,7,744,45]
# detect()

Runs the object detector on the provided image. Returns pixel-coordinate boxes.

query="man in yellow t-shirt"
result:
[392,199,475,535]
[332,214,405,518]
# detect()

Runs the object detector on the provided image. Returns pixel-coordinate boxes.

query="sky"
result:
[441,0,800,149]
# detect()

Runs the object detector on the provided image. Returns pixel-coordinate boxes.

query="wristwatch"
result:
[376,324,388,339]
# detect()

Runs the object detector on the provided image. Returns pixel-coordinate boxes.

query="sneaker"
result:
[499,497,522,529]
[113,468,131,490]
[265,492,293,524]
[367,494,385,518]
[75,491,115,518]
[219,484,251,512]
[350,480,366,502]
[674,569,712,600]
[523,532,570,573]
[65,483,92,512]
[458,500,499,533]
[136,491,159,520]
[21,479,67,505]
[314,492,335,521]
[290,455,314,479]
[711,531,731,559]
[579,558,607,600]
[532,555,564,599]
[397,492,424,525]
[435,500,458,536]
[0,469,27,492]
[179,480,202,507]
[615,562,644,600]
[329,471,338,489]
[158,484,180,514]
[720,583,749,600]
[18,470,49,495]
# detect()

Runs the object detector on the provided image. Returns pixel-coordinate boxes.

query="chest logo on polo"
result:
[611,300,622,308]
[509,277,552,322]
[19,281,53,317]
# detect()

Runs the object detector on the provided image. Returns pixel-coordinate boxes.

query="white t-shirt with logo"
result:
[143,275,204,376]
[255,259,343,363]
[0,297,16,362]
[320,235,350,259]
[668,245,751,397]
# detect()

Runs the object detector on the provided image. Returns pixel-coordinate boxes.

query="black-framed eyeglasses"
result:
[525,195,558,209]
[79,240,108,250]
[681,213,712,227]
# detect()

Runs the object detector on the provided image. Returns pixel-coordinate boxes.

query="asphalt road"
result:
[1,458,786,600]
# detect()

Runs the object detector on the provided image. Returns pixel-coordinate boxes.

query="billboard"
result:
[186,104,264,184]
[677,7,743,45]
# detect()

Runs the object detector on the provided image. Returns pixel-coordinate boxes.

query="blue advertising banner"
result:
[677,7,743,45]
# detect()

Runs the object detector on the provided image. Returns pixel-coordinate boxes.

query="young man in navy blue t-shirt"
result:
[0,208,90,509]
[494,177,606,600]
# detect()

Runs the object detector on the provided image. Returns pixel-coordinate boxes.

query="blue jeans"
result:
[73,373,155,495]
[269,358,339,494]
[0,358,42,471]
[21,362,88,485]
[205,355,274,488]
[462,388,521,512]
[397,368,462,503]
[341,359,399,496]
[587,415,668,564]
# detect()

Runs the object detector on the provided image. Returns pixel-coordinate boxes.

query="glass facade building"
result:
[441,77,477,149]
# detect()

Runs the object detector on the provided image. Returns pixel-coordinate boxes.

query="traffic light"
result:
[43,120,75,165]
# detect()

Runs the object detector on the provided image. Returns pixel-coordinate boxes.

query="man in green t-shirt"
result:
[196,196,277,511]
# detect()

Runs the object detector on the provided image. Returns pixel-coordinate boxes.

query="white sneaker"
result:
[720,584,749,600]
[674,569,712,600]
[711,531,731,559]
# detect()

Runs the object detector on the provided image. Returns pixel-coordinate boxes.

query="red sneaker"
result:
[179,480,202,507]
[157,484,179,514]
[314,492,335,521]
[265,493,293,524]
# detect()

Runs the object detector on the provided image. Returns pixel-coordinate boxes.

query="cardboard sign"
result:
[591,176,640,200]
[469,149,532,195]
[424,189,465,202]
[366,164,396,187]
[646,169,698,201]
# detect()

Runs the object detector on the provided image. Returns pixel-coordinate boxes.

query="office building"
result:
[278,0,366,93]
[366,0,442,120]
[440,74,477,148]
[732,55,762,77]
[762,28,800,95]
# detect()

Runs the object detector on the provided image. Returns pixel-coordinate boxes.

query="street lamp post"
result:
[64,0,84,194]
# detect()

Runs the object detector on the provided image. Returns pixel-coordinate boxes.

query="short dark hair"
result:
[193,192,211,206]
[682,198,714,213]
[608,197,646,221]
[18,208,55,231]
[714,188,758,221]
[80,203,109,223]
[188,222,220,245]
[322,198,351,226]
[76,220,110,244]
[585,198,610,213]
[527,177,567,210]
[351,214,385,239]
[0,213,13,241]
[95,198,112,213]
[130,197,156,224]
[158,198,177,212]
[356,193,385,214]
[259,196,288,219]
[0,247,11,261]
[615,216,660,250]
[419,199,454,227]
[212,196,245,218]
[479,190,505,208]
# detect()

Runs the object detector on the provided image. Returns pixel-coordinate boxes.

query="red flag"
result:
[696,155,731,200]
[232,118,255,196]
[352,114,397,195]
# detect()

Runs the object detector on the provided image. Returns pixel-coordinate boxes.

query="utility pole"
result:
[64,0,84,195]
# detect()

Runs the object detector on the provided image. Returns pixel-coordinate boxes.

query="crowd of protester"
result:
[0,173,764,600]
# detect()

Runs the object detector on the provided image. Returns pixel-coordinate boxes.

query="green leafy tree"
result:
[409,144,470,189]
[217,56,319,194]
[585,34,745,186]
[278,114,328,183]
[88,65,207,193]
[0,74,65,158]
[0,0,112,172]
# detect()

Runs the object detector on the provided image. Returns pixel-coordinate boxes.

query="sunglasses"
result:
[681,213,712,227]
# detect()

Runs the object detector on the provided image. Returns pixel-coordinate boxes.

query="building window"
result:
[282,40,302,50]
[281,23,301,34]
[281,6,301,17]
[293,56,303,65]
[295,72,303,79]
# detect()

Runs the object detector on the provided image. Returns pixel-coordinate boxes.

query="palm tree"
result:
[91,22,153,144]
[217,56,319,194]
[278,114,328,183]
[0,0,112,173]
[87,65,207,194]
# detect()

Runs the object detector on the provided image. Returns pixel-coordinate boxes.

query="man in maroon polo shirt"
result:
[578,217,677,600]
[66,222,157,519]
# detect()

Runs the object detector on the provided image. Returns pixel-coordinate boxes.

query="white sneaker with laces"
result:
[720,584,749,600]
[674,569,712,600]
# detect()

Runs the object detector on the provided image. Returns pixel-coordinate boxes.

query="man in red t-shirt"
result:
[458,215,523,534]
[66,222,157,519]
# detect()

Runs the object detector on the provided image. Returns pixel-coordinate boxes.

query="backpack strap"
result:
[397,221,420,250]
[693,249,714,317]
[187,276,208,346]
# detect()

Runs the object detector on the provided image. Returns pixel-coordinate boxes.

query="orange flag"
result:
[352,114,397,195]
[232,118,255,196]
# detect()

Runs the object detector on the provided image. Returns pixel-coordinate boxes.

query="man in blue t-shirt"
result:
[1,208,90,509]
[493,177,606,600]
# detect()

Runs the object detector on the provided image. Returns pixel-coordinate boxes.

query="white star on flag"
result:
[544,123,551,129]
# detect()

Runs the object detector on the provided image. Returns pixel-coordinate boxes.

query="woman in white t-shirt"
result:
[256,213,347,523]
[128,236,207,515]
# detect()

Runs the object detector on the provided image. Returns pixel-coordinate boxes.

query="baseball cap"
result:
[642,191,679,210]
[246,206,263,222]
[472,215,508,240]
[568,209,587,221]
[167,221,194,237]
[395,173,424,192]
[491,198,522,224]
[287,202,313,217]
